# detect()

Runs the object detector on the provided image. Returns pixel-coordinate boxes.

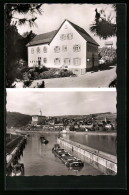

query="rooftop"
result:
[27,19,99,46]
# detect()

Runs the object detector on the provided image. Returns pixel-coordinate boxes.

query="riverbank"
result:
[7,129,117,136]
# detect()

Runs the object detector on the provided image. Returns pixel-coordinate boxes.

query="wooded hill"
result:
[6,111,116,128]
[6,112,31,128]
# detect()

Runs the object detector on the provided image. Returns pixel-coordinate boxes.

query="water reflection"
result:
[64,133,116,155]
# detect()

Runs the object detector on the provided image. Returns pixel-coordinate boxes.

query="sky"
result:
[14,3,117,48]
[6,90,116,116]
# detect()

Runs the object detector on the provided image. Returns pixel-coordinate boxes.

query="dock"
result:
[6,134,27,174]
[57,137,117,175]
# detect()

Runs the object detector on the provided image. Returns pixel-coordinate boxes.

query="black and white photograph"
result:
[5,3,117,88]
[4,2,126,191]
[6,90,117,177]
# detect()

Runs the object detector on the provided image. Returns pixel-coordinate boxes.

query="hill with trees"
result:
[6,112,32,128]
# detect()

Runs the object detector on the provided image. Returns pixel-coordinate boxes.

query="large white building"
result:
[27,19,99,75]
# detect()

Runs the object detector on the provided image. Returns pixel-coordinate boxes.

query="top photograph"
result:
[5,3,117,88]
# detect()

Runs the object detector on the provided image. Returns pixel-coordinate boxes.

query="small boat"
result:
[41,139,48,144]
[11,163,24,176]
[40,136,49,144]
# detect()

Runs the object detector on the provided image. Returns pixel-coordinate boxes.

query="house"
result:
[27,19,99,75]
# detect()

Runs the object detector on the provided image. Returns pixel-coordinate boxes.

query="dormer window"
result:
[43,46,47,53]
[67,33,73,40]
[37,47,40,53]
[60,34,66,40]
[54,46,60,53]
[73,45,81,52]
[31,48,34,54]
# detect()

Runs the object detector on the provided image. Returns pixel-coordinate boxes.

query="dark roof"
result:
[26,30,57,46]
[68,20,99,46]
[27,19,99,46]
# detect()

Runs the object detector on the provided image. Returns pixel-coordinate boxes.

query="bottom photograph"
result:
[6,90,117,176]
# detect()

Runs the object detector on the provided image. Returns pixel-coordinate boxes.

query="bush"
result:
[39,69,75,79]
[23,80,32,87]
[37,81,45,88]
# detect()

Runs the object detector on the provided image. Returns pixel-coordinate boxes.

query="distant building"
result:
[27,19,99,75]
[31,110,46,126]
[105,41,113,48]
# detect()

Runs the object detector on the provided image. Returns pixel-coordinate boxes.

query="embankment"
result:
[57,137,117,175]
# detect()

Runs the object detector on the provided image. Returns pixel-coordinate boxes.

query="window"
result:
[54,46,60,53]
[65,25,68,29]
[60,34,66,40]
[31,48,34,54]
[73,58,81,66]
[64,58,71,65]
[54,58,60,65]
[43,58,47,63]
[37,47,40,53]
[73,45,81,52]
[67,33,73,40]
[62,45,67,52]
[43,46,47,53]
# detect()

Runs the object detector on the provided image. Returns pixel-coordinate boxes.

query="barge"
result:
[52,144,84,171]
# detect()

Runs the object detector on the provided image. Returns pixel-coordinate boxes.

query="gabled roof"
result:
[26,30,57,46]
[67,20,99,46]
[27,19,99,47]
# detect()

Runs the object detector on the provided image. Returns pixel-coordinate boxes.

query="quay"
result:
[57,137,117,175]
[6,134,27,174]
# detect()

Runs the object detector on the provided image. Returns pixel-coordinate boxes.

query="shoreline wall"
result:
[57,137,117,175]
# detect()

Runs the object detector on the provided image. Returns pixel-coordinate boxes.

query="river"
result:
[18,132,104,176]
[65,132,117,155]
[18,132,116,176]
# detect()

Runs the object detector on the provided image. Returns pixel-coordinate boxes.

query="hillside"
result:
[6,112,32,128]
[52,112,116,120]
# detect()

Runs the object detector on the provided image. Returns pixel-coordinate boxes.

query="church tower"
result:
[39,109,42,116]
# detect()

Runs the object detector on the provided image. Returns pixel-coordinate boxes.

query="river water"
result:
[18,132,116,176]
[65,133,117,155]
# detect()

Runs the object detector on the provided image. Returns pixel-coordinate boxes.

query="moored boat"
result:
[52,144,84,170]
[40,135,49,144]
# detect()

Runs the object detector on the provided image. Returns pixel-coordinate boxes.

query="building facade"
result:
[27,19,99,75]
[31,110,46,126]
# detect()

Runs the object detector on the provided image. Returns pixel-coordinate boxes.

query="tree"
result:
[90,5,116,39]
[5,4,42,87]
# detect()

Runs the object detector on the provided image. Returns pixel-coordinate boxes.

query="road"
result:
[14,66,116,88]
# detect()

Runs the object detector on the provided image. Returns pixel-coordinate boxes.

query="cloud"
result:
[6,90,116,116]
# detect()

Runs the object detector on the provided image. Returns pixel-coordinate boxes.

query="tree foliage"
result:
[90,5,116,39]
[5,4,42,87]
[98,47,116,61]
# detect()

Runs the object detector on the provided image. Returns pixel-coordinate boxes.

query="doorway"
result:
[38,57,41,66]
